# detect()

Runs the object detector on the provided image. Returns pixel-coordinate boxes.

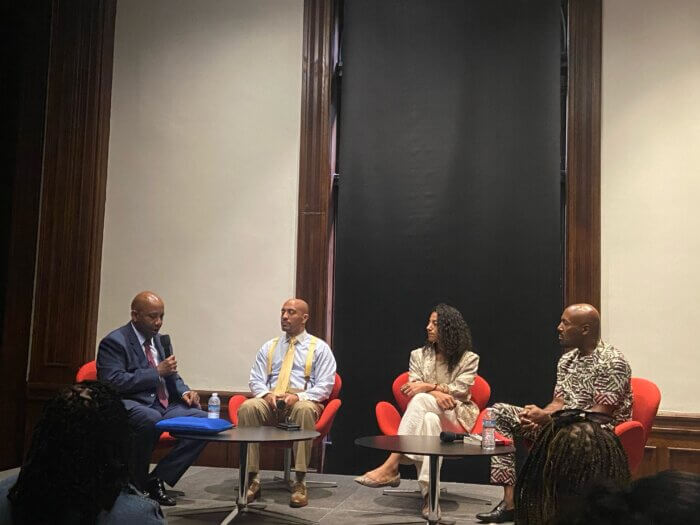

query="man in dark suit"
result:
[97,291,207,506]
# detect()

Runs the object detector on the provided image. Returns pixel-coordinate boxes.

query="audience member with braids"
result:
[476,303,633,523]
[355,304,480,519]
[552,469,700,525]
[515,413,630,524]
[0,381,164,525]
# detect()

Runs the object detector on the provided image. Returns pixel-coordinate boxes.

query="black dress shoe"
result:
[146,477,176,506]
[476,500,514,523]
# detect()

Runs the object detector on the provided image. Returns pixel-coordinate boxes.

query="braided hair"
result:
[515,418,630,524]
[430,303,473,372]
[8,381,131,525]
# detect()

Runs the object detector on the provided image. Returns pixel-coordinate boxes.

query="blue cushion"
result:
[155,416,233,434]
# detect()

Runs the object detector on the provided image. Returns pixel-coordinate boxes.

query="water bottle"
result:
[208,392,220,419]
[482,407,496,450]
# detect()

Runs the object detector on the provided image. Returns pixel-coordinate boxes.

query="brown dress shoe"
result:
[246,478,261,503]
[290,481,308,508]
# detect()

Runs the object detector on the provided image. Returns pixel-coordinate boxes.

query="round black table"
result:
[355,435,515,525]
[171,427,319,525]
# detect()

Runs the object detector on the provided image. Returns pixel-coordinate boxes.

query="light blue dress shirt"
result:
[248,330,336,402]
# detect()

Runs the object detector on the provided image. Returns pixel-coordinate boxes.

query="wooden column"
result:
[25,0,117,435]
[565,0,602,309]
[0,1,52,470]
[295,0,336,341]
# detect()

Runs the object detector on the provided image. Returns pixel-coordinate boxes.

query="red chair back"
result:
[471,375,491,411]
[328,373,342,402]
[630,377,661,442]
[392,372,411,412]
[392,371,490,412]
[76,360,97,381]
[75,359,176,445]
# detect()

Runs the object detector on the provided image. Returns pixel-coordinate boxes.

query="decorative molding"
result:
[295,0,336,341]
[565,0,602,309]
[638,413,700,477]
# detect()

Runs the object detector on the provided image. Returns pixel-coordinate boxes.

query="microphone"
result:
[440,431,471,443]
[276,399,286,411]
[160,334,172,358]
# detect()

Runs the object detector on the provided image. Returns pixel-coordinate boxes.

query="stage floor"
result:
[165,466,503,524]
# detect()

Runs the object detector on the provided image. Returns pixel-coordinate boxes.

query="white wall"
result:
[601,0,700,413]
[97,0,304,391]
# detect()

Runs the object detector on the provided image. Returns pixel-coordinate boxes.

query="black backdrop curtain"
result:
[331,0,563,482]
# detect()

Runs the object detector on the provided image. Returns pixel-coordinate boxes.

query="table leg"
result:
[220,441,253,525]
[425,455,455,525]
[237,442,249,507]
[427,455,439,524]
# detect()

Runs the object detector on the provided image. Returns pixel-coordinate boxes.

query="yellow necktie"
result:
[273,337,296,396]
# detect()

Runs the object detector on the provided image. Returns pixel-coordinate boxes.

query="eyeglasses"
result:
[551,408,613,426]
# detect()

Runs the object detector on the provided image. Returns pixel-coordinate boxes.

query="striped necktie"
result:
[144,340,169,408]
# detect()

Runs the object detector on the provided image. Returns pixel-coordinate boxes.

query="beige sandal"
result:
[353,473,401,488]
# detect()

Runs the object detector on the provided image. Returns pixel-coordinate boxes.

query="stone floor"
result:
[164,466,504,524]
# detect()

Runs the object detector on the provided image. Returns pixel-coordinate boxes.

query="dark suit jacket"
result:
[97,323,190,408]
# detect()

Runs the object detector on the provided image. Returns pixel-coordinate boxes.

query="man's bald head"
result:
[280,298,309,336]
[283,298,309,315]
[131,291,163,312]
[130,291,164,338]
[557,303,600,353]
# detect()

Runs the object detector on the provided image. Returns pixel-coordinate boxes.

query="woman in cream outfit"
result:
[355,303,479,518]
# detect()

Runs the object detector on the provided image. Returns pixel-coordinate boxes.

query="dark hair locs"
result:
[516,419,630,524]
[431,303,473,372]
[8,381,131,525]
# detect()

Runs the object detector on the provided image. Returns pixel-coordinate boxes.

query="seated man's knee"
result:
[238,398,267,425]
[184,406,207,418]
[128,406,161,431]
[238,399,257,417]
[491,402,510,417]
[290,400,317,417]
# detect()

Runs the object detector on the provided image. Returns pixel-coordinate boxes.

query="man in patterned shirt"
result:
[476,303,632,524]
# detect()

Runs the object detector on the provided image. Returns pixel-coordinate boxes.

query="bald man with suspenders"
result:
[238,299,337,508]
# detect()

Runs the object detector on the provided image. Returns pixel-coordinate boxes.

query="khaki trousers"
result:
[237,397,322,473]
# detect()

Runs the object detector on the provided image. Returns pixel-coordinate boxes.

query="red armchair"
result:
[469,376,661,474]
[614,377,661,473]
[76,360,176,447]
[375,371,491,436]
[228,373,342,487]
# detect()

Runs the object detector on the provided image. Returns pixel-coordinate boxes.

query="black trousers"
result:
[125,400,207,490]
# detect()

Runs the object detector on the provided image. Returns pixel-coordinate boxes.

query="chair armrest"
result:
[316,399,342,437]
[615,420,645,473]
[157,432,176,446]
[470,408,488,434]
[376,401,402,436]
[228,395,248,426]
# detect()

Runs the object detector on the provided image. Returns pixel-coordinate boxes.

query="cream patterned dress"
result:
[408,346,480,431]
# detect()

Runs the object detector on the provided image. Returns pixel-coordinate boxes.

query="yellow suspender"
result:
[304,336,317,387]
[266,336,318,389]
[266,338,280,376]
